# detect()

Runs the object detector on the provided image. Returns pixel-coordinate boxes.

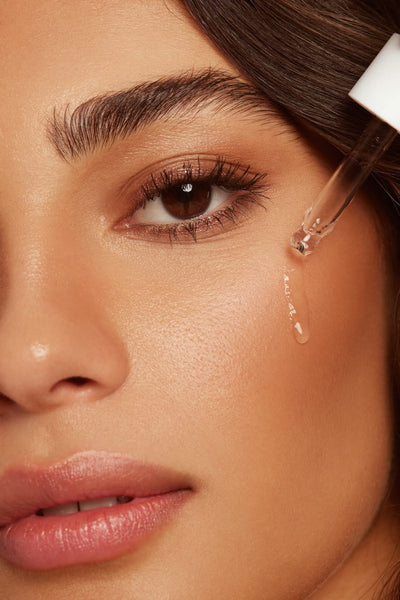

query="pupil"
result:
[162,181,212,220]
[177,183,194,204]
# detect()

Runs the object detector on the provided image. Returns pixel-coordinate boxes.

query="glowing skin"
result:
[0,1,398,598]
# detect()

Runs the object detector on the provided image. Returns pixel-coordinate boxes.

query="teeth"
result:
[39,496,134,516]
[78,496,119,512]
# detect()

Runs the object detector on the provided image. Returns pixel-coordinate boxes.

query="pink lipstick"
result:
[0,450,192,570]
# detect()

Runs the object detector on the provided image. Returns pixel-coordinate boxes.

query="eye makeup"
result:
[113,154,270,244]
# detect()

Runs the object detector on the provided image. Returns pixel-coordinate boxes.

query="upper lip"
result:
[0,450,192,527]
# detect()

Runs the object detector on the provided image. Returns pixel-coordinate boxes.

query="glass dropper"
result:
[290,33,400,256]
[290,116,397,255]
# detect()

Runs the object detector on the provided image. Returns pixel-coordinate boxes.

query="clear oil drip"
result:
[287,117,397,345]
[283,262,310,344]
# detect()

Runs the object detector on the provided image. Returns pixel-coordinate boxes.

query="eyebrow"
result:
[47,68,281,162]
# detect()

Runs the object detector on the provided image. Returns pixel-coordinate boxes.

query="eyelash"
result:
[115,155,269,243]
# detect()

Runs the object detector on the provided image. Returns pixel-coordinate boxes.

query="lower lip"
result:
[0,490,190,571]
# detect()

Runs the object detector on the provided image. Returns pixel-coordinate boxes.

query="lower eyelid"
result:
[114,190,269,244]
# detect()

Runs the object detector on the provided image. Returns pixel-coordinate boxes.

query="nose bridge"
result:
[0,213,129,412]
[4,209,87,315]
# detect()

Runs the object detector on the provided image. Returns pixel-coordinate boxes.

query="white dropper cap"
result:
[349,33,400,132]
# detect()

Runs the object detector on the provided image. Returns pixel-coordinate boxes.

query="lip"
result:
[0,450,193,570]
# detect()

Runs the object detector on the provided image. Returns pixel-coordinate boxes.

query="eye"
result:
[133,182,230,224]
[114,155,269,243]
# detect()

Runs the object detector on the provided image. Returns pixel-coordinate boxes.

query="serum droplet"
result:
[283,264,310,344]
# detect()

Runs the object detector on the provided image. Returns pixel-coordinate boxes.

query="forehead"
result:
[0,0,236,128]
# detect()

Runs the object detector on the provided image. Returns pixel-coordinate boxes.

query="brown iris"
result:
[161,182,212,220]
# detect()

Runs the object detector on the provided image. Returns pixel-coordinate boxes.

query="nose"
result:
[0,247,129,414]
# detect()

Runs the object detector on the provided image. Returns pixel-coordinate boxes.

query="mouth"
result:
[0,450,193,570]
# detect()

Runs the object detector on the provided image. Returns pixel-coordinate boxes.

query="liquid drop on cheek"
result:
[283,262,310,344]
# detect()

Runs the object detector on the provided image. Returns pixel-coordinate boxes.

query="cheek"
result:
[96,192,392,597]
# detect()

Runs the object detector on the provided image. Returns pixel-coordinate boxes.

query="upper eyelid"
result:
[120,153,266,187]
[120,156,268,208]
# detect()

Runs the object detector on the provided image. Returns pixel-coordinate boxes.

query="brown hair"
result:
[182,0,400,597]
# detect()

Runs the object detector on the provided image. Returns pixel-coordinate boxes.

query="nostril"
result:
[49,376,94,394]
[64,377,91,387]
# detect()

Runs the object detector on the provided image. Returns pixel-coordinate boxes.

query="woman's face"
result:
[0,1,397,598]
